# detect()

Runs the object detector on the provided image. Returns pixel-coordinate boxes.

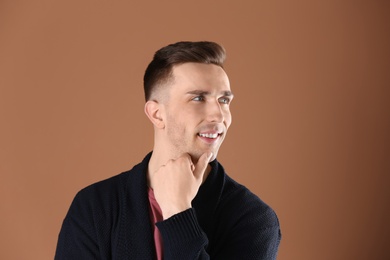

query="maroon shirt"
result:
[148,187,164,259]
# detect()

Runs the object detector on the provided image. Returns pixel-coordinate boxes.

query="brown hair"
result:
[143,41,226,101]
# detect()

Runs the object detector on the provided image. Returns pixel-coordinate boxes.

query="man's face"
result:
[161,62,233,161]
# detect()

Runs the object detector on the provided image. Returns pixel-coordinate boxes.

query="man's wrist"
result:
[162,205,191,220]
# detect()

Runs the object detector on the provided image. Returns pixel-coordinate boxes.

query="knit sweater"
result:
[55,153,281,259]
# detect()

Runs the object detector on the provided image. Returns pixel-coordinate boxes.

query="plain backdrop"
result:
[1,1,389,259]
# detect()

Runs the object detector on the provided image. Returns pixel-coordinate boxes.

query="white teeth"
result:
[199,133,219,138]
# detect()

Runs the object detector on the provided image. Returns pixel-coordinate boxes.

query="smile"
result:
[198,133,219,139]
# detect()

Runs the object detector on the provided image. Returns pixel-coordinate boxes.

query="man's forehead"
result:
[172,62,225,76]
[170,63,230,89]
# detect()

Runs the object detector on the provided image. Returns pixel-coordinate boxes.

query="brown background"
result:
[1,0,389,259]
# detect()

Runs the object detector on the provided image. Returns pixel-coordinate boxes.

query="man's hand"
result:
[149,152,212,219]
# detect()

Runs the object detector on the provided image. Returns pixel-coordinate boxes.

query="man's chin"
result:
[209,152,217,162]
[188,149,218,163]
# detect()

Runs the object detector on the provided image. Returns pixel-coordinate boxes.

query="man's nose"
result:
[206,100,224,123]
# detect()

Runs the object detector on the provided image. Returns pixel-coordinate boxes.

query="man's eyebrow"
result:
[223,91,234,97]
[186,90,210,95]
[186,90,234,97]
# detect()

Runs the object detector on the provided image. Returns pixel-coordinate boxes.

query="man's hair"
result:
[143,41,226,101]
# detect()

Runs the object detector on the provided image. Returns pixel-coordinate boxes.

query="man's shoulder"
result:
[222,174,273,207]
[71,159,147,208]
[219,169,280,229]
[67,171,127,216]
[77,170,129,197]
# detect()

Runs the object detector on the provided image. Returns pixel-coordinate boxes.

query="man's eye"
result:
[192,96,204,101]
[219,97,230,104]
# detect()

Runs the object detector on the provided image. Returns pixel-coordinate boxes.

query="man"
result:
[55,41,281,259]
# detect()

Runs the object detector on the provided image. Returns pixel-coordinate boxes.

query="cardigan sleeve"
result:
[217,207,281,259]
[212,188,282,260]
[156,208,210,259]
[55,189,103,260]
[156,205,281,260]
[156,174,281,260]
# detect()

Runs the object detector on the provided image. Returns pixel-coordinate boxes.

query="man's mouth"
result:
[198,133,219,139]
[197,130,223,144]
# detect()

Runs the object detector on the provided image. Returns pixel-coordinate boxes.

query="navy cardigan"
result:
[55,153,281,259]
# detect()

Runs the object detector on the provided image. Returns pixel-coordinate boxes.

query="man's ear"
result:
[144,100,165,129]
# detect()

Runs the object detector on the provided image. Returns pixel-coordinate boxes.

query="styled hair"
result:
[143,41,226,101]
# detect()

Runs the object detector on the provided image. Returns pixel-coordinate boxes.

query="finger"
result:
[179,153,194,169]
[193,152,213,180]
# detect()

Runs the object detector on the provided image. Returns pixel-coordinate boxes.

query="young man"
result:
[55,41,281,259]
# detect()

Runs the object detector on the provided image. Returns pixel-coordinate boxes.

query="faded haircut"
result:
[143,41,226,101]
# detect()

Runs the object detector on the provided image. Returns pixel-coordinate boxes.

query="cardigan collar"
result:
[119,152,225,257]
